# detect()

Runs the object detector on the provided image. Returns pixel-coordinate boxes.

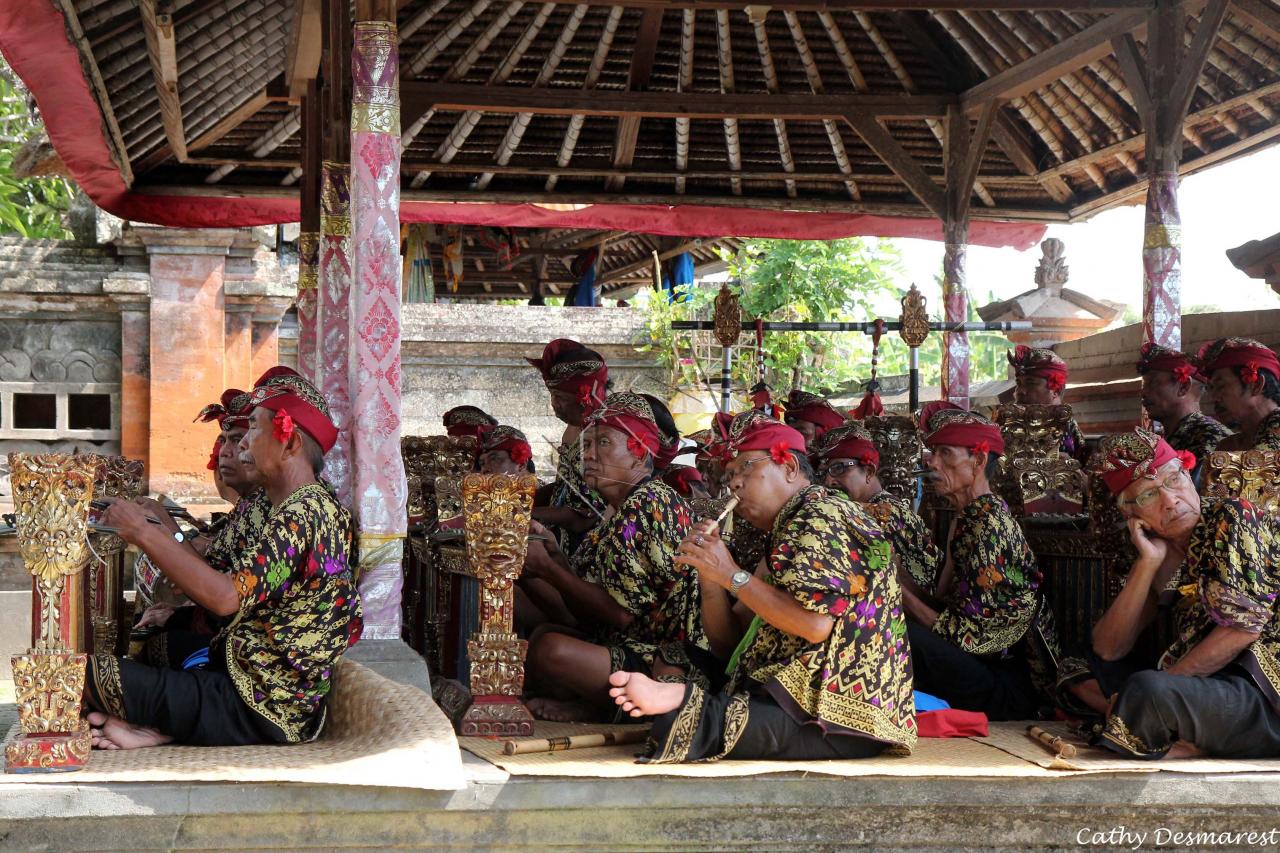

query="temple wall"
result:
[280,303,666,474]
[1059,309,1280,435]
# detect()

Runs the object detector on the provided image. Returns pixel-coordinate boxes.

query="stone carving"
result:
[863,415,923,500]
[898,284,929,348]
[993,404,1085,516]
[1034,238,1068,295]
[0,320,121,383]
[1203,450,1280,514]
[6,452,96,773]
[713,283,742,348]
[459,472,537,736]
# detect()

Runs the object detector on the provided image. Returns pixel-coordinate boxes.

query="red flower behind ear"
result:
[973,440,991,456]
[273,409,295,444]
[1176,449,1197,471]
[769,442,790,465]
[1242,362,1261,385]
[626,436,648,459]
[1046,375,1066,393]
[509,443,532,466]
[1172,364,1194,385]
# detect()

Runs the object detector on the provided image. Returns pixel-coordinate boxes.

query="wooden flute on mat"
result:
[502,728,650,755]
[1026,725,1078,758]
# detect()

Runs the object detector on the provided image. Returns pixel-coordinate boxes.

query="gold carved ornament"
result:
[459,473,538,735]
[993,404,1085,515]
[898,284,929,348]
[862,416,923,501]
[712,283,742,349]
[1203,450,1280,514]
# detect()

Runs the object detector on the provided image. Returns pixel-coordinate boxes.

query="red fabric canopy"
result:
[0,4,1046,250]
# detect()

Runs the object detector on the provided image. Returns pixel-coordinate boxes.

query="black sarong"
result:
[643,683,888,763]
[84,655,289,746]
[908,622,1042,721]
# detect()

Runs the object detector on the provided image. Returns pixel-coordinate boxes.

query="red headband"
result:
[1009,345,1068,392]
[784,391,846,433]
[526,338,609,411]
[207,435,224,471]
[662,465,704,497]
[195,388,252,428]
[247,366,338,453]
[1198,338,1280,386]
[1136,342,1206,385]
[479,425,532,466]
[813,426,880,469]
[922,406,1005,456]
[655,438,681,470]
[586,393,661,459]
[443,406,496,438]
[712,410,808,463]
[1092,427,1195,495]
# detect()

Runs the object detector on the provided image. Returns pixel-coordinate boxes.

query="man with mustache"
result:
[901,404,1060,720]
[1197,337,1280,452]
[1087,427,1280,759]
[1136,343,1231,473]
[607,411,916,762]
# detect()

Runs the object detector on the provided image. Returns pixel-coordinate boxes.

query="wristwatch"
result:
[172,530,186,544]
[729,570,752,593]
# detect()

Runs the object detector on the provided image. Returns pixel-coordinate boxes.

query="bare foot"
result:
[1067,679,1111,715]
[88,714,173,750]
[607,671,686,718]
[1165,740,1203,760]
[527,697,592,722]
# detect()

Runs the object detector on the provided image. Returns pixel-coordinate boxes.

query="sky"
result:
[887,145,1280,317]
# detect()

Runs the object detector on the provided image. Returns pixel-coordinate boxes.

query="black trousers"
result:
[907,622,1041,721]
[1102,669,1280,759]
[643,684,888,763]
[85,655,287,746]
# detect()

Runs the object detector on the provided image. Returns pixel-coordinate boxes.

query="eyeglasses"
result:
[820,461,859,479]
[1117,468,1189,509]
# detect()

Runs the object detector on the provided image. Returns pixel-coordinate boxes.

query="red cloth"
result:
[591,415,660,459]
[922,406,1005,456]
[712,411,807,459]
[525,338,608,412]
[1094,428,1191,495]
[815,434,879,468]
[662,465,704,496]
[655,438,681,470]
[917,709,989,738]
[850,389,884,420]
[246,366,338,453]
[1008,345,1068,392]
[0,3,1047,251]
[195,388,251,426]
[207,435,223,471]
[1198,339,1280,383]
[479,425,532,466]
[785,391,845,433]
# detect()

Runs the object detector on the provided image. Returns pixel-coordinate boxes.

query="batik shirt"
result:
[1061,418,1089,463]
[205,488,271,574]
[864,490,942,592]
[571,479,706,670]
[1252,409,1280,452]
[1165,411,1232,463]
[1157,497,1280,710]
[552,435,608,550]
[730,485,917,751]
[935,493,1061,695]
[688,495,771,575]
[212,482,363,742]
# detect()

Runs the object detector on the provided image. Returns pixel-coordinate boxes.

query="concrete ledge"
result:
[3,770,1280,850]
[343,637,432,694]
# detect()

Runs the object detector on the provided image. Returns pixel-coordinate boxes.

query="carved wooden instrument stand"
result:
[5,453,97,773]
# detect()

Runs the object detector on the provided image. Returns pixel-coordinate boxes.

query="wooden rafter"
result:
[401,82,956,119]
[960,9,1148,112]
[1231,0,1280,45]
[538,4,614,192]
[786,10,859,200]
[606,7,665,191]
[427,0,1158,9]
[285,0,323,98]
[54,0,134,186]
[1162,0,1230,142]
[598,239,703,285]
[748,9,797,198]
[945,101,996,224]
[139,0,185,163]
[187,90,270,152]
[674,8,695,194]
[844,112,948,218]
[715,9,743,196]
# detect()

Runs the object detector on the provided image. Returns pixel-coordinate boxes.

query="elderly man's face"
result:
[1015,375,1059,406]
[1117,458,1200,540]
[820,458,878,503]
[550,389,584,426]
[581,423,645,491]
[1207,367,1256,428]
[724,449,797,528]
[787,418,819,448]
[925,444,983,505]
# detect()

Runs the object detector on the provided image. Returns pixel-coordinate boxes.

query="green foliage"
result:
[638,239,1014,401]
[0,61,75,239]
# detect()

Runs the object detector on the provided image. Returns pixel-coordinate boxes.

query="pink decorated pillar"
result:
[941,220,970,408]
[296,232,319,380]
[317,161,354,506]
[1142,171,1181,348]
[349,16,406,639]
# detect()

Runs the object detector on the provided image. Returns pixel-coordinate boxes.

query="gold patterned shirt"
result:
[1160,497,1280,710]
[205,488,272,574]
[731,485,917,751]
[571,479,707,666]
[212,482,363,742]
[864,490,941,592]
[1252,408,1280,452]
[1164,410,1232,463]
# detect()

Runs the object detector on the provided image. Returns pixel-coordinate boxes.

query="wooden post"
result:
[316,0,355,506]
[296,79,321,382]
[350,1,406,639]
[941,104,989,409]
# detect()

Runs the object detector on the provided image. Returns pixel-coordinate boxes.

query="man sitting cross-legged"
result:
[901,403,1060,721]
[522,392,711,721]
[609,411,917,762]
[86,367,362,749]
[1083,428,1280,759]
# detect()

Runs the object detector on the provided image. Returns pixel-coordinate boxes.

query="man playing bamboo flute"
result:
[901,403,1060,720]
[523,392,712,721]
[86,367,362,749]
[608,411,917,762]
[1088,428,1280,759]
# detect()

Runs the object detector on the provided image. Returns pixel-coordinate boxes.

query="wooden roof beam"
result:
[285,0,323,98]
[187,89,271,152]
[674,8,695,194]
[1231,0,1280,45]
[55,0,134,184]
[844,113,947,219]
[598,239,706,285]
[402,82,955,119]
[139,0,187,163]
[791,11,860,200]
[607,7,665,192]
[960,8,1148,112]
[749,9,797,198]
[455,0,1156,9]
[714,9,743,196]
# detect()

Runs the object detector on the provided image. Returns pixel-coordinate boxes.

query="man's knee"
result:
[1117,669,1178,710]
[528,630,573,674]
